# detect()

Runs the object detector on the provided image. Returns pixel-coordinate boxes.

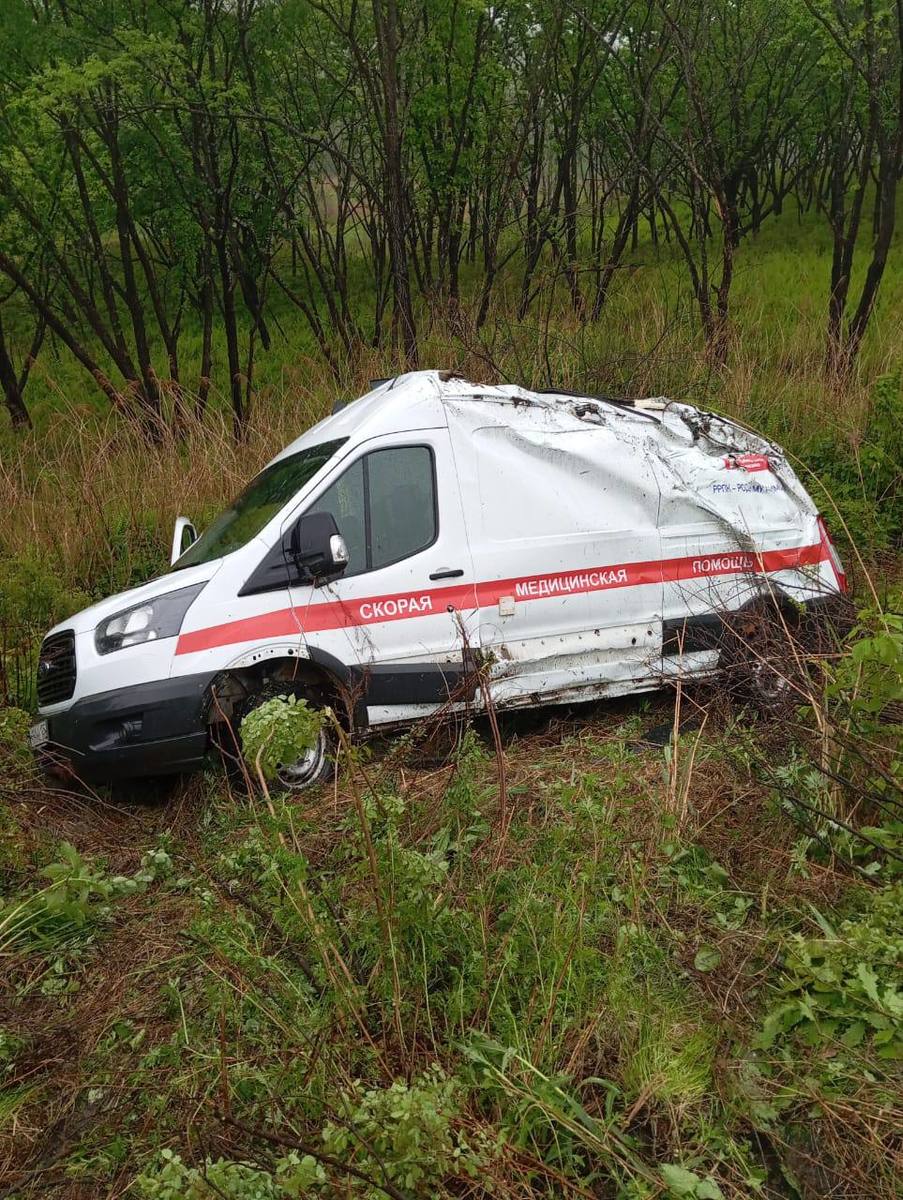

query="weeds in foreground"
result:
[0,557,900,1196]
[2,611,899,1198]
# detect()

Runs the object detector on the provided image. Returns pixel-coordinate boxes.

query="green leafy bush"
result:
[778,604,902,879]
[0,552,90,636]
[240,694,324,782]
[0,553,91,708]
[805,371,902,552]
[321,1067,486,1195]
[134,1148,325,1199]
[0,706,32,775]
[0,841,113,956]
[659,1163,725,1198]
[758,883,903,1060]
[0,839,178,957]
[134,1073,481,1198]
[824,606,901,874]
[827,607,903,719]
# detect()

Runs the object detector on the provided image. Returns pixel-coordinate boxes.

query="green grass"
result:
[0,688,900,1197]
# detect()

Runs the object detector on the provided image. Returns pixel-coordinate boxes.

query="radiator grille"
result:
[37,630,77,706]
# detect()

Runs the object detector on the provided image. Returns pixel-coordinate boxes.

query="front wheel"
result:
[237,680,338,792]
[273,720,336,790]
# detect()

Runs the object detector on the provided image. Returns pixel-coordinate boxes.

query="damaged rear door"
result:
[651,407,827,672]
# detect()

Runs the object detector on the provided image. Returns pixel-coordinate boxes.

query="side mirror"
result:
[329,533,350,570]
[291,512,349,581]
[171,516,197,564]
[237,513,348,596]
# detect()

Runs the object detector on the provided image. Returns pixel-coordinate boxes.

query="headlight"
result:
[95,583,204,655]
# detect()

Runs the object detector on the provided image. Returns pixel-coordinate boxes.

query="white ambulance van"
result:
[31,370,847,787]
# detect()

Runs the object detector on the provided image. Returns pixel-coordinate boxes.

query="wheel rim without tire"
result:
[751,657,790,704]
[276,727,329,789]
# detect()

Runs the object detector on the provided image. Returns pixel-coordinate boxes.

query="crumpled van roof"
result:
[273,368,777,461]
[276,371,818,562]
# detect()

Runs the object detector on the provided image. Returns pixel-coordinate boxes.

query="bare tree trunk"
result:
[846,154,898,361]
[815,0,903,376]
[0,311,31,430]
[0,249,122,411]
[215,234,245,439]
[591,182,640,320]
[373,0,418,365]
[196,269,214,421]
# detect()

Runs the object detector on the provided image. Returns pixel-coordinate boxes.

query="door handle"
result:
[429,567,464,580]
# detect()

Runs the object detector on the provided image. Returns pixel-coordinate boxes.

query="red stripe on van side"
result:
[175,581,478,655]
[174,541,828,656]
[474,541,825,608]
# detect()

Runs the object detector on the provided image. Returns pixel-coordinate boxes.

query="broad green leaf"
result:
[661,1163,701,1195]
[856,962,881,1006]
[697,1180,725,1200]
[694,945,722,972]
[840,1021,865,1047]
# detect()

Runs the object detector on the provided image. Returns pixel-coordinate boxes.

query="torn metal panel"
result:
[445,391,664,701]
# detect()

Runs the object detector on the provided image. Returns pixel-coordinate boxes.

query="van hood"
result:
[48,560,221,638]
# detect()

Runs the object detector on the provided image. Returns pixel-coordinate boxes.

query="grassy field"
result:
[0,209,901,1198]
[1,690,900,1198]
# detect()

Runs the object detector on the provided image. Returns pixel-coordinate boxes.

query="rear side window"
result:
[313,445,437,575]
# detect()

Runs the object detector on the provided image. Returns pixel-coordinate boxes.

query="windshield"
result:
[173,438,348,569]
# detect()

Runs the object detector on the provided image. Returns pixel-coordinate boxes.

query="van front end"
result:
[32,575,217,783]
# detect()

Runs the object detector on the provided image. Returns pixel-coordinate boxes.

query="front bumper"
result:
[40,673,216,783]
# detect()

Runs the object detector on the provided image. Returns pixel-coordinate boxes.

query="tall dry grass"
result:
[1,206,898,608]
[0,337,880,579]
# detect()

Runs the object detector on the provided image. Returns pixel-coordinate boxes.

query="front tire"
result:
[272,720,336,790]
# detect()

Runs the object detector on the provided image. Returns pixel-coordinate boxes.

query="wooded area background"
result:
[1,0,902,437]
[1,7,902,1199]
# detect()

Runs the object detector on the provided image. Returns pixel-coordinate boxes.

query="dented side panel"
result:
[446,400,664,701]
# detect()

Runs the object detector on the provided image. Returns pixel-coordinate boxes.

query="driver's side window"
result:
[313,458,366,575]
[313,445,436,577]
